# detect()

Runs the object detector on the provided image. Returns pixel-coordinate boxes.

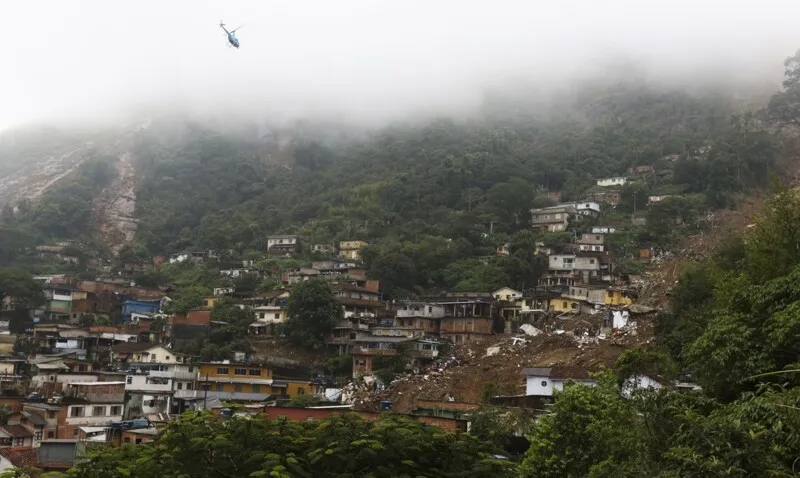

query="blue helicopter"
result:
[219,22,243,48]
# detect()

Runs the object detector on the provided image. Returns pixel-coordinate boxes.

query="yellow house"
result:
[197,363,273,396]
[605,289,633,307]
[201,296,218,309]
[339,241,368,261]
[270,379,314,398]
[550,297,582,313]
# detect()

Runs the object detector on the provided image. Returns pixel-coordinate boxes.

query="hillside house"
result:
[621,374,671,397]
[530,205,576,232]
[59,382,126,438]
[123,346,196,416]
[563,201,601,217]
[191,362,274,402]
[370,302,445,339]
[586,190,621,206]
[596,177,627,187]
[591,227,616,234]
[219,268,253,279]
[311,244,336,254]
[647,195,677,205]
[266,235,298,255]
[523,367,597,396]
[493,287,523,302]
[627,165,656,175]
[496,243,510,256]
[542,254,600,287]
[351,337,440,377]
[339,241,368,261]
[577,233,604,252]
[284,268,320,284]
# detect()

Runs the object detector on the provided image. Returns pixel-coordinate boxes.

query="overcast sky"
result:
[2,0,800,129]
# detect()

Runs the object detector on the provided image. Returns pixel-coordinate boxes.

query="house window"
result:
[297,388,305,395]
[216,384,224,392]
[166,356,171,361]
[48,411,57,419]
[79,365,88,372]
[562,302,567,309]
[274,313,280,319]
[46,431,54,439]
[110,406,122,416]
[13,438,22,446]
[124,437,131,443]
[249,369,261,376]
[252,385,261,393]
[590,259,595,264]
[233,384,243,392]
[73,428,79,437]
[595,235,600,240]
[259,313,265,319]
[216,368,229,375]
[203,300,209,307]
[177,382,183,390]
[92,406,105,417]
[34,432,42,442]
[126,376,133,384]
[70,407,85,417]
[234,368,247,376]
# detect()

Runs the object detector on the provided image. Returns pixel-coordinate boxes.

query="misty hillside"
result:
[0,74,793,296]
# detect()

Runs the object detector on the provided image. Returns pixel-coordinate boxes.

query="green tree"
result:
[519,374,649,477]
[285,279,343,347]
[768,49,800,127]
[67,411,515,478]
[0,268,45,310]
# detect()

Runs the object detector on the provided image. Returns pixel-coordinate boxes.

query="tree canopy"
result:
[66,412,515,478]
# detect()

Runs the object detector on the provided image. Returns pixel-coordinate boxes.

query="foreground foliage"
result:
[67,412,515,478]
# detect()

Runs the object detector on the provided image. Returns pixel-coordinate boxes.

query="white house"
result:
[254,305,288,324]
[596,177,627,187]
[220,268,252,278]
[562,201,601,217]
[592,227,616,234]
[493,287,523,302]
[266,235,298,253]
[621,374,669,397]
[168,253,188,264]
[522,367,597,396]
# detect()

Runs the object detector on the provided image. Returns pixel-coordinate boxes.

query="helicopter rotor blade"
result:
[230,24,245,33]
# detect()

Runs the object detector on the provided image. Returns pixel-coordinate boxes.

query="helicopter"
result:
[219,22,243,48]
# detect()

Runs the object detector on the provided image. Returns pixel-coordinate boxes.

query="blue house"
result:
[121,300,160,323]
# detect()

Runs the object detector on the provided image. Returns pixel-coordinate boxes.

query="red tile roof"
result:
[0,447,39,468]
[0,425,33,438]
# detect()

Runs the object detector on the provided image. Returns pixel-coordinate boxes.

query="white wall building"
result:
[596,177,627,187]
[523,367,597,396]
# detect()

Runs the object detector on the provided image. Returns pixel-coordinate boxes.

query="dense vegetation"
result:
[107,77,779,298]
[0,155,117,268]
[65,412,514,478]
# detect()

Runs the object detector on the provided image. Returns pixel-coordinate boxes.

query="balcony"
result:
[335,320,369,331]
[352,347,397,356]
[149,370,198,381]
[171,390,270,401]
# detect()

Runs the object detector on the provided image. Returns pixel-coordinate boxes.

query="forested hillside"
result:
[93,75,777,298]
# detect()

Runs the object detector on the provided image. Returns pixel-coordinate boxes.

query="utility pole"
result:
[632,190,637,218]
